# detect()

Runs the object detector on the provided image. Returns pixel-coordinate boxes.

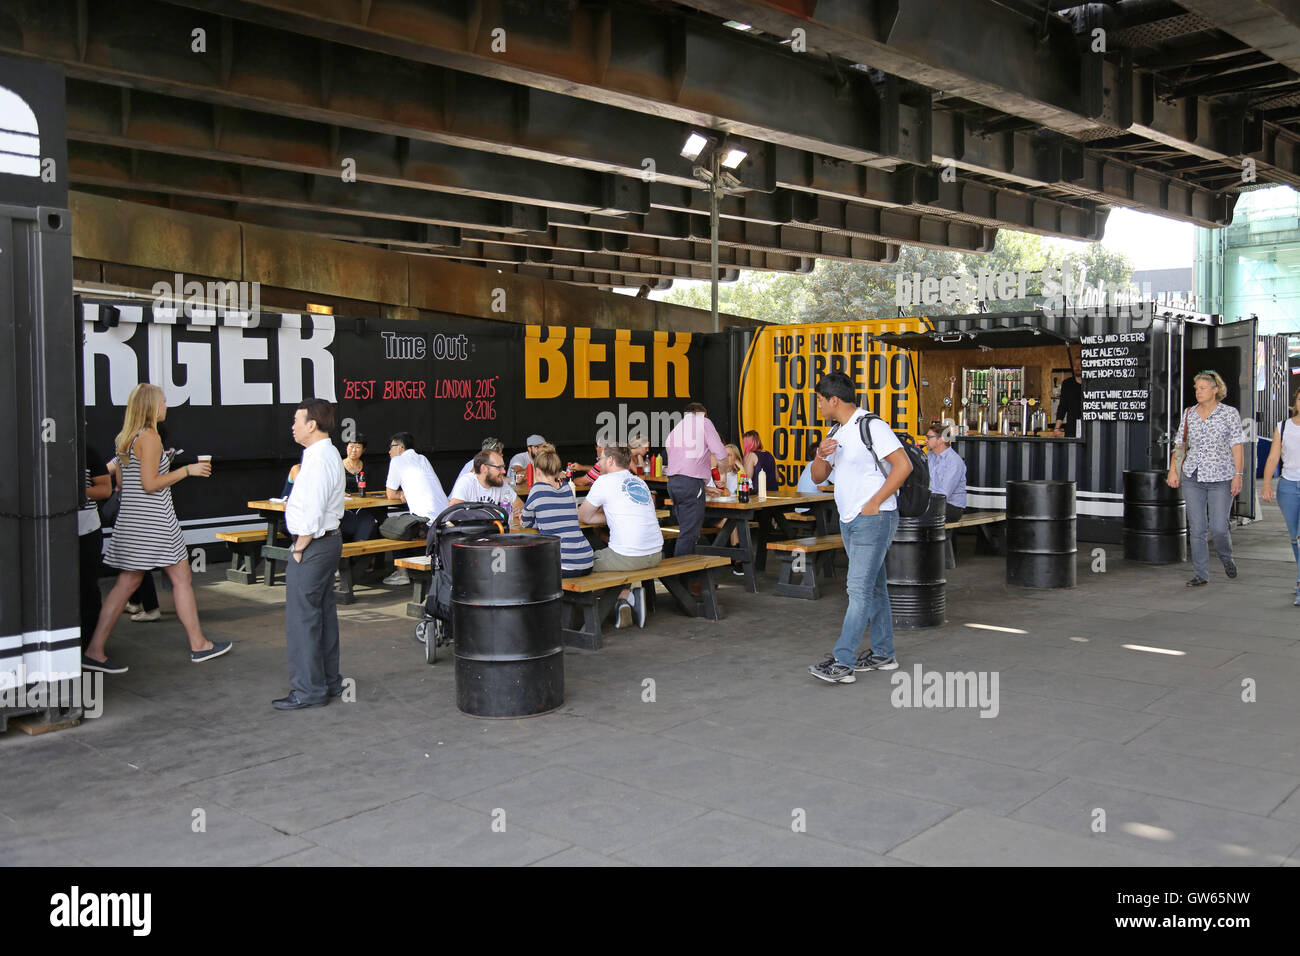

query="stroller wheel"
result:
[414,619,428,645]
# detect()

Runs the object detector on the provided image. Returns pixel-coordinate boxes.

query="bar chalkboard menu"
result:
[1080,331,1149,422]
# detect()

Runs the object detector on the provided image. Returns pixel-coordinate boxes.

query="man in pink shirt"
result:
[665,402,728,557]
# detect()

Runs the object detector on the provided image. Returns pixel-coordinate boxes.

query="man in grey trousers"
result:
[274,398,346,711]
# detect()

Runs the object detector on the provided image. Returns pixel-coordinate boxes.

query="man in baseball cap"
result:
[508,435,547,477]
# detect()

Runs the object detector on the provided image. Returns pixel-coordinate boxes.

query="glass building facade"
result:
[1196,186,1300,336]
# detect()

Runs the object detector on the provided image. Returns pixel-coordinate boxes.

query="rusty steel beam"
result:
[392,241,815,276]
[459,261,744,289]
[62,80,995,251]
[1175,0,1300,81]
[158,0,925,166]
[66,143,550,232]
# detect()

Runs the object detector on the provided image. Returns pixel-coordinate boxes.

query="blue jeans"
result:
[833,510,899,665]
[1182,473,1233,580]
[1275,478,1300,583]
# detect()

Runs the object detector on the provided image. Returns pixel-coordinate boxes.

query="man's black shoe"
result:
[273,692,328,711]
[1223,559,1238,579]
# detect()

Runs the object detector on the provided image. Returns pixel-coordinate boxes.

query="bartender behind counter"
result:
[1054,347,1084,436]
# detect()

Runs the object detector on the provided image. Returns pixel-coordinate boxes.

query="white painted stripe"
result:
[17,628,82,686]
[964,493,1123,517]
[966,485,1123,499]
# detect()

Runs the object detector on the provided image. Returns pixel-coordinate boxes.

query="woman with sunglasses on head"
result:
[1259,387,1300,604]
[1167,370,1246,588]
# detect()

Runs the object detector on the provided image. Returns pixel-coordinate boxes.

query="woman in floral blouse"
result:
[1167,370,1246,587]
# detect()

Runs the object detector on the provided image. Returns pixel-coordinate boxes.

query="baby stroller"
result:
[414,502,510,664]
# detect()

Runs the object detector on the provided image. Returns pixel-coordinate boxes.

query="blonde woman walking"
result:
[1167,370,1246,588]
[84,383,232,673]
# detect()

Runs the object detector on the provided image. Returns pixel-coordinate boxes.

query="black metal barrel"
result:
[886,493,948,628]
[1123,470,1187,564]
[1006,480,1076,589]
[452,533,564,718]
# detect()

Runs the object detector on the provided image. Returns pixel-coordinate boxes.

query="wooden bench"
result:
[217,529,282,584]
[397,551,728,651]
[336,538,427,604]
[766,535,845,599]
[944,511,1007,566]
[259,535,425,603]
[561,554,730,650]
[395,553,433,617]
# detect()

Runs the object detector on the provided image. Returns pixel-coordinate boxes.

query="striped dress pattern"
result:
[522,481,594,572]
[104,432,188,571]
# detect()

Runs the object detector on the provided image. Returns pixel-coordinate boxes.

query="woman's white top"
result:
[1278,418,1300,481]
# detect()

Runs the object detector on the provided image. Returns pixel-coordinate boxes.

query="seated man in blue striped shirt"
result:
[521,445,594,579]
[925,425,967,521]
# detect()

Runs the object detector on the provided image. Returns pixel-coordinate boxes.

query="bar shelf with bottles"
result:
[955,366,1057,438]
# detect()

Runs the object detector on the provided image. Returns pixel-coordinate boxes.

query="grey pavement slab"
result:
[453,766,710,854]
[301,794,570,865]
[888,808,1196,866]
[5,514,1300,864]
[1038,740,1300,816]
[1011,778,1300,866]
[614,809,906,866]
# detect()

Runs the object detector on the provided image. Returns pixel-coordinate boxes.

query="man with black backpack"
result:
[807,372,916,684]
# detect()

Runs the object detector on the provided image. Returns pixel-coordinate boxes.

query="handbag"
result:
[380,512,428,540]
[1171,407,1191,472]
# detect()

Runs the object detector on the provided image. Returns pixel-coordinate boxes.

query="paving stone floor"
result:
[4,517,1300,866]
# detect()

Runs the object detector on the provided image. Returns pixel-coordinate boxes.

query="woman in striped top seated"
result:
[522,445,594,578]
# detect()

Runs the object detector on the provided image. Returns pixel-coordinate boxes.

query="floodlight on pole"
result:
[719,147,748,169]
[680,132,710,162]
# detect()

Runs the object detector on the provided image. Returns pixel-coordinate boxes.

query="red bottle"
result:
[525,462,534,489]
[711,465,722,484]
[357,470,366,495]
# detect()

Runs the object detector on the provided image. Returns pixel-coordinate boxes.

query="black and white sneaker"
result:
[629,586,647,628]
[615,599,633,629]
[1186,576,1208,588]
[855,652,899,672]
[808,656,856,683]
[731,561,746,576]
[1222,559,1238,579]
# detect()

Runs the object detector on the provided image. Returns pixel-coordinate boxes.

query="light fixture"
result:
[722,20,752,31]
[306,303,334,315]
[719,147,748,169]
[680,132,710,161]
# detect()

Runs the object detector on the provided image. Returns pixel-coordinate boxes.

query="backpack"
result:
[857,412,931,518]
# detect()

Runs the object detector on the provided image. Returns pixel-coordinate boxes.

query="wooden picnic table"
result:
[663,491,838,593]
[246,493,395,586]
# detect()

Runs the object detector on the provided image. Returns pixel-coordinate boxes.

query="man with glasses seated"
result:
[382,432,450,586]
[449,449,525,521]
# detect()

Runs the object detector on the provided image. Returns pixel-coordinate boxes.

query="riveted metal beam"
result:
[159,0,926,166]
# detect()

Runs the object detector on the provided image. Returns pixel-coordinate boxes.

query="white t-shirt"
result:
[450,471,517,508]
[385,449,448,521]
[507,451,531,475]
[826,409,903,520]
[1279,419,1300,482]
[455,459,475,483]
[584,470,664,557]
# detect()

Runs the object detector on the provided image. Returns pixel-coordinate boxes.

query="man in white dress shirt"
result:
[275,398,346,711]
[382,432,450,586]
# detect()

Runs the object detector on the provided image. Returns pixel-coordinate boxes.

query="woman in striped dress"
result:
[521,445,594,578]
[84,383,232,674]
